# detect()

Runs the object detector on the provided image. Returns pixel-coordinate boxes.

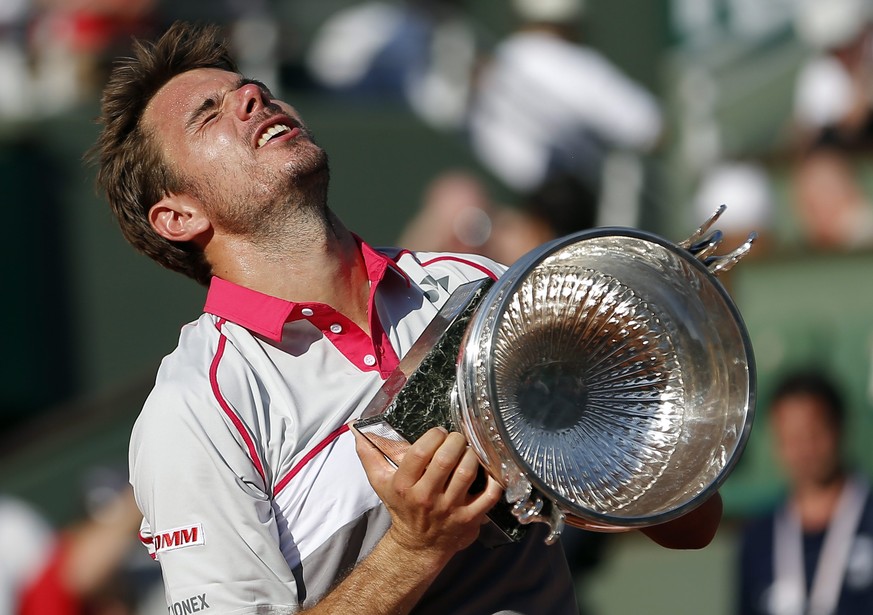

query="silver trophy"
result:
[355,206,756,545]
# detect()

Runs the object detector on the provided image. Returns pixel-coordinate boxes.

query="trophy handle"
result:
[679,204,757,275]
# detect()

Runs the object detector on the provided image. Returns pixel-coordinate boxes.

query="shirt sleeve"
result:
[130,373,299,614]
[413,250,507,284]
[551,47,662,151]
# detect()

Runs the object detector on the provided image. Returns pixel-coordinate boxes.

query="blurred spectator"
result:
[524,172,599,239]
[0,495,54,615]
[397,170,600,267]
[692,160,775,255]
[791,145,873,250]
[486,206,554,265]
[737,370,873,615]
[787,0,873,252]
[397,169,498,255]
[489,172,598,264]
[792,0,873,151]
[27,0,158,116]
[306,0,478,130]
[466,0,662,207]
[228,9,281,95]
[0,0,32,119]
[1,480,147,615]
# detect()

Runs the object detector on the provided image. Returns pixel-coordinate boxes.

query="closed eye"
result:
[186,77,277,132]
[187,97,220,132]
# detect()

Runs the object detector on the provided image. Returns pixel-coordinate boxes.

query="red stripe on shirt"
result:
[273,424,350,497]
[211,319,267,485]
[139,532,156,559]
[419,255,498,280]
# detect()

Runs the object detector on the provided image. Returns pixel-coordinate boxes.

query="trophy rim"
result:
[465,226,757,528]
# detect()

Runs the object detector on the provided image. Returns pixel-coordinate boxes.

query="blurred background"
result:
[3,0,873,613]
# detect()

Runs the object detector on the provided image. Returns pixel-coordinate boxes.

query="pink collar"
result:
[203,238,407,341]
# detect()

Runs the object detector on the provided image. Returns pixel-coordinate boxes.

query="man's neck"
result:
[793,472,848,532]
[206,210,372,332]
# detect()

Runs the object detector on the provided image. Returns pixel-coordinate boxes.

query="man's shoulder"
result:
[132,314,229,434]
[388,248,506,281]
[153,313,223,389]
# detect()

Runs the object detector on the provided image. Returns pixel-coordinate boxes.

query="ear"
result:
[148,193,211,243]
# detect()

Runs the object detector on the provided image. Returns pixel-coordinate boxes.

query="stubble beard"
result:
[189,142,332,245]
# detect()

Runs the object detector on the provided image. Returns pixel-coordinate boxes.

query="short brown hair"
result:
[93,21,239,286]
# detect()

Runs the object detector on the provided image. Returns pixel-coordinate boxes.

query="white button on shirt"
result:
[363,354,376,366]
[330,323,343,334]
[301,308,314,317]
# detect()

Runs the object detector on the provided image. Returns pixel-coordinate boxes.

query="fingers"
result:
[443,446,482,502]
[390,427,449,488]
[468,476,504,518]
[354,425,456,491]
[414,430,502,515]
[355,424,501,514]
[439,451,503,526]
[417,431,469,492]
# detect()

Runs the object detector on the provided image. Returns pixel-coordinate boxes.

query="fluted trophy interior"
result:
[453,226,755,537]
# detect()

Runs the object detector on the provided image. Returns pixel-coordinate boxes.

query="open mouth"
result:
[257,123,294,148]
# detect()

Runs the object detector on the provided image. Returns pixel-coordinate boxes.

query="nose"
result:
[234,82,266,120]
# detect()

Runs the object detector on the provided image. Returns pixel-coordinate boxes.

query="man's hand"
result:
[640,491,723,549]
[353,426,503,564]
[301,428,503,614]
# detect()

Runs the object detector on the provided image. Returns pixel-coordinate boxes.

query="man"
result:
[737,371,873,615]
[466,0,661,207]
[94,22,722,614]
[1,487,143,615]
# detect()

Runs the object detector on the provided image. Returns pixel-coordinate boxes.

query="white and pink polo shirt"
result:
[129,241,576,614]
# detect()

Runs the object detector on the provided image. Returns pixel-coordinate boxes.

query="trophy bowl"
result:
[452,224,756,540]
[355,207,756,544]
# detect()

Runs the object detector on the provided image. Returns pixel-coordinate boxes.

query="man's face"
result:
[771,394,841,488]
[143,67,328,236]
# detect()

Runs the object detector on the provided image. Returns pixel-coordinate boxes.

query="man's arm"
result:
[301,427,503,615]
[639,491,723,549]
[310,427,721,615]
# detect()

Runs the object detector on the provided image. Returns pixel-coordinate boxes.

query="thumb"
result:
[351,424,397,484]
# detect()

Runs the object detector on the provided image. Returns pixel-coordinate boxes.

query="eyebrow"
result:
[185,77,272,131]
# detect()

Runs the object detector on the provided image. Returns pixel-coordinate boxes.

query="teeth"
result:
[257,123,291,148]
